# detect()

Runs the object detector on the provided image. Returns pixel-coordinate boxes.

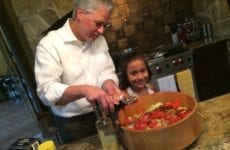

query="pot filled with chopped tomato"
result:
[116,92,202,150]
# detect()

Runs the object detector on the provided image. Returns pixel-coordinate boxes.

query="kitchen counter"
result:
[185,38,228,50]
[58,93,230,150]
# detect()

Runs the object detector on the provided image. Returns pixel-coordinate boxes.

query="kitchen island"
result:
[58,93,230,150]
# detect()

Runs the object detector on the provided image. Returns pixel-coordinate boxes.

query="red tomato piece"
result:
[165,99,181,109]
[134,119,147,130]
[148,120,158,128]
[165,114,181,124]
[149,110,166,119]
[138,114,150,124]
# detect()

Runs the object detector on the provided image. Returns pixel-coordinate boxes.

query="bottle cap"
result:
[38,140,56,150]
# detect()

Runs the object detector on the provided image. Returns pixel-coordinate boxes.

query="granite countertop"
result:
[58,93,230,150]
[187,94,230,150]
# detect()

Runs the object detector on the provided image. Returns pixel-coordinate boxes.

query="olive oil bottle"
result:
[94,102,120,150]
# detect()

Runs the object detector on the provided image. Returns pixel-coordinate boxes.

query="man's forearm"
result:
[55,85,85,105]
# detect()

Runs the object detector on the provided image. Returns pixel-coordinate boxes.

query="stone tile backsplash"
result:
[106,0,193,52]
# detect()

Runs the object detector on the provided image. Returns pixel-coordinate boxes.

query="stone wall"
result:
[2,0,74,70]
[104,0,194,52]
[5,0,193,55]
[192,0,230,46]
[8,0,74,52]
[0,52,8,76]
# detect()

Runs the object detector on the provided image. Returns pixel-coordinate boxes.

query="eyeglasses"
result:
[83,10,111,30]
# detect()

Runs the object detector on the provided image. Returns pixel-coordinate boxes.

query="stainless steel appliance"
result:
[147,45,198,100]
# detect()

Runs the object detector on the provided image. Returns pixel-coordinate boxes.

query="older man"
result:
[35,0,120,143]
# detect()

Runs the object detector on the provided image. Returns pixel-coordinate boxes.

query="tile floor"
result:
[0,100,40,150]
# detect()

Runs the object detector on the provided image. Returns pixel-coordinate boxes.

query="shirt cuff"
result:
[41,83,69,106]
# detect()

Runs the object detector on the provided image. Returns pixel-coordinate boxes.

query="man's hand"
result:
[102,79,122,105]
[82,85,114,114]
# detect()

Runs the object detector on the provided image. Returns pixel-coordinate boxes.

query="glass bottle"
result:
[94,102,120,150]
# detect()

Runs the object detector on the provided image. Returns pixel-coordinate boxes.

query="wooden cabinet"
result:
[187,39,230,101]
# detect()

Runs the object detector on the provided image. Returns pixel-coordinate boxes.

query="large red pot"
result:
[117,92,202,150]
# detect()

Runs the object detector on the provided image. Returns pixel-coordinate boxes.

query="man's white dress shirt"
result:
[35,19,118,117]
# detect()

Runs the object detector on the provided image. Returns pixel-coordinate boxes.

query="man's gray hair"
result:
[72,0,115,18]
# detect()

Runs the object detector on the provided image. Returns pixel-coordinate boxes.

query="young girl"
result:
[119,52,156,98]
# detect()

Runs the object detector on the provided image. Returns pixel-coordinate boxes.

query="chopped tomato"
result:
[139,114,150,124]
[134,119,147,130]
[148,120,158,128]
[149,110,166,119]
[121,99,191,131]
[164,114,181,124]
[165,99,181,109]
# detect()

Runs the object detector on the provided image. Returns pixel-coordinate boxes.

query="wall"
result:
[104,0,194,52]
[2,0,74,70]
[192,0,230,46]
[0,51,8,76]
[4,0,193,56]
